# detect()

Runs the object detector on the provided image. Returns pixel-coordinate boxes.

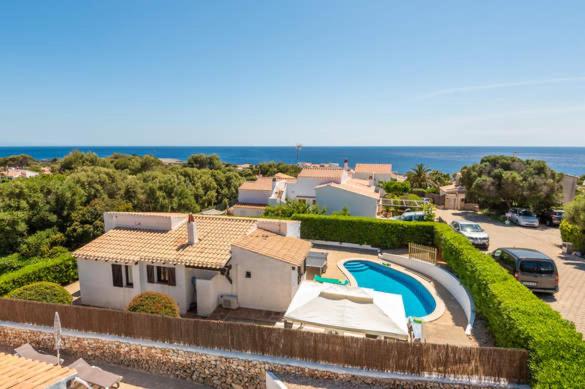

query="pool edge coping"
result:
[337,258,446,323]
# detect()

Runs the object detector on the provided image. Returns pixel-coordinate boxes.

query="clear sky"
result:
[1,1,584,146]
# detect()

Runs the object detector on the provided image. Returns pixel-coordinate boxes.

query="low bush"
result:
[127,292,180,317]
[6,281,72,304]
[560,219,585,252]
[18,228,66,258]
[433,223,585,388]
[0,253,39,275]
[292,214,434,249]
[0,252,77,296]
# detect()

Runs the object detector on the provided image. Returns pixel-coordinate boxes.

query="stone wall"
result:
[0,325,500,388]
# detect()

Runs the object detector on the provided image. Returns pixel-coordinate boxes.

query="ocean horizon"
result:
[0,146,584,176]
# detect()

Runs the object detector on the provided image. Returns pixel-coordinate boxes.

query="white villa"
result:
[74,212,312,316]
[231,161,405,218]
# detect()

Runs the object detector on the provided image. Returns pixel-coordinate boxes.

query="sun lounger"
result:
[14,343,62,365]
[68,358,122,389]
[408,317,424,342]
[314,275,349,285]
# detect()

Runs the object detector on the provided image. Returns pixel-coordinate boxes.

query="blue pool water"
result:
[344,260,436,318]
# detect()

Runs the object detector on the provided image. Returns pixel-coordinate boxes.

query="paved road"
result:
[436,209,585,335]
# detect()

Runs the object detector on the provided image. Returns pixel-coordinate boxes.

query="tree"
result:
[0,212,28,255]
[407,164,432,189]
[460,155,561,213]
[19,228,65,258]
[127,292,180,317]
[186,154,224,170]
[381,181,411,196]
[264,200,326,218]
[7,282,72,304]
[565,195,585,230]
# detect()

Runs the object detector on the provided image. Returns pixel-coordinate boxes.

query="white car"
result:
[508,208,539,228]
[450,220,490,249]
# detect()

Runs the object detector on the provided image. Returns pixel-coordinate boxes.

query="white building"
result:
[231,161,388,217]
[74,212,311,316]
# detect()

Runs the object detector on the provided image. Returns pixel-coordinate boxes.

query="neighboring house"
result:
[439,184,467,210]
[231,160,390,217]
[353,163,405,184]
[315,179,380,217]
[1,167,39,179]
[74,212,311,316]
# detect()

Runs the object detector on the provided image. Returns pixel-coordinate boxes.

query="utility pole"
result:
[296,144,302,162]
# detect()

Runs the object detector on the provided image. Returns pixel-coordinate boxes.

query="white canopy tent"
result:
[284,281,409,340]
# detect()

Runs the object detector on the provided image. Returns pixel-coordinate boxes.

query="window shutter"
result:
[147,265,155,283]
[168,267,176,286]
[111,264,123,287]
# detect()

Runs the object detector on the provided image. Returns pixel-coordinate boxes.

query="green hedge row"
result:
[294,214,585,387]
[433,224,585,387]
[292,214,435,249]
[560,219,585,252]
[0,252,78,296]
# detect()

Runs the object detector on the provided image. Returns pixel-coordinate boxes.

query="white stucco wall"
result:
[104,212,185,232]
[193,270,233,316]
[315,186,378,217]
[353,172,392,185]
[286,177,341,200]
[238,189,272,205]
[77,259,141,311]
[231,206,266,217]
[256,219,301,238]
[230,247,301,312]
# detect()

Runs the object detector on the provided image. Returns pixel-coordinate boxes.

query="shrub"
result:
[127,292,180,317]
[433,223,585,388]
[292,214,434,249]
[6,281,72,304]
[18,228,66,258]
[560,219,585,252]
[0,253,39,275]
[381,180,411,196]
[0,252,77,295]
[265,200,326,218]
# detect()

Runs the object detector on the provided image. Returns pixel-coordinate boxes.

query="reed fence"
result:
[408,242,438,264]
[0,298,529,383]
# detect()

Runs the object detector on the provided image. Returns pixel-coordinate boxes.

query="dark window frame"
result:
[111,264,123,288]
[124,265,134,288]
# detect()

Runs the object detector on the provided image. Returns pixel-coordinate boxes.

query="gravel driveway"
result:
[436,209,585,335]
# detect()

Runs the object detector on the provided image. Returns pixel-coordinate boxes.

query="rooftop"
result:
[274,172,296,181]
[233,229,311,266]
[0,352,76,388]
[239,177,273,191]
[354,163,392,174]
[75,214,258,269]
[298,167,344,180]
[315,182,380,199]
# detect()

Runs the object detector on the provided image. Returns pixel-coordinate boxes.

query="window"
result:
[124,265,133,287]
[245,271,252,279]
[147,265,155,283]
[111,264,123,288]
[520,260,555,275]
[156,266,176,286]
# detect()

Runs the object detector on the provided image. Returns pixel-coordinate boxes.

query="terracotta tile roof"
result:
[0,353,76,388]
[354,163,392,174]
[74,215,258,269]
[233,230,311,266]
[239,177,273,191]
[315,182,380,200]
[345,178,371,188]
[298,167,344,180]
[232,203,268,210]
[274,172,296,181]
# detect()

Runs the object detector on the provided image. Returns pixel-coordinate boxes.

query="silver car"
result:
[509,208,539,228]
[450,220,490,249]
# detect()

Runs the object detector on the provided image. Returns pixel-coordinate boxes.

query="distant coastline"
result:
[0,146,584,175]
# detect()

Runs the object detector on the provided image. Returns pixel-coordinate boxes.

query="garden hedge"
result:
[560,219,585,252]
[294,214,585,387]
[7,281,72,304]
[0,252,77,296]
[292,214,434,249]
[127,291,180,317]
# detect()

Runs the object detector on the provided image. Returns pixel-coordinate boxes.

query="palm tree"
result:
[407,163,432,189]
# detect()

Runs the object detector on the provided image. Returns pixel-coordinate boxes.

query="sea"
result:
[0,146,584,176]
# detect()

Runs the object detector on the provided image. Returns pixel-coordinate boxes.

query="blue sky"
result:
[1,1,584,146]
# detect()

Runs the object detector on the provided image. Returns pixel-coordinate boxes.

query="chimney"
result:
[272,177,277,191]
[368,175,375,187]
[187,214,197,245]
[343,159,349,171]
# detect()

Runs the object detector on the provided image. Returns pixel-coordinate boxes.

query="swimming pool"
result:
[343,260,436,318]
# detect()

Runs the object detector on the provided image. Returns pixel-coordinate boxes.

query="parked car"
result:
[391,211,426,221]
[491,248,558,294]
[508,208,539,227]
[450,221,489,249]
[539,209,564,227]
